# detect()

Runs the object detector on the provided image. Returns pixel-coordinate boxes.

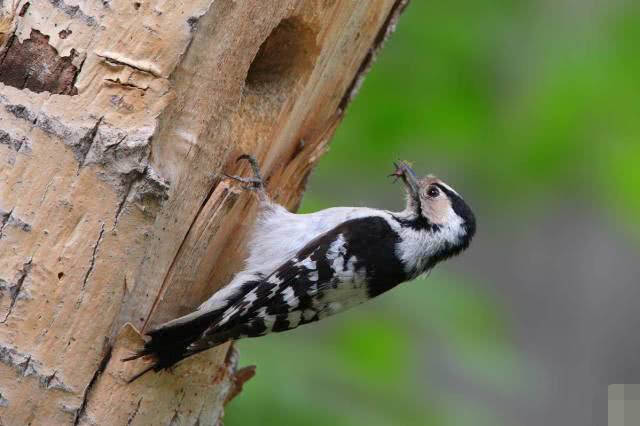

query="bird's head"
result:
[391,161,476,250]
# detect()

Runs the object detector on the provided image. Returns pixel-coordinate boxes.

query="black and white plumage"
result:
[124,156,475,381]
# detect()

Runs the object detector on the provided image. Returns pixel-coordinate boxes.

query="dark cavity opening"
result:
[244,16,319,97]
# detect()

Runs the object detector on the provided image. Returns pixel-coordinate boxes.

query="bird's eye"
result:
[427,186,440,198]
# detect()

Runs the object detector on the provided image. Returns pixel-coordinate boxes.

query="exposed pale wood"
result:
[0,0,408,424]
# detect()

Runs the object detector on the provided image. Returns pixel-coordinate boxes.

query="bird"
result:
[123,155,476,382]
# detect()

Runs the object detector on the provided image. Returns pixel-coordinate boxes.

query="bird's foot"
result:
[224,175,263,190]
[224,154,266,195]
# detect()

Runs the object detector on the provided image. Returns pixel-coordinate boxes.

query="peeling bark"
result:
[0,0,409,424]
[0,29,79,95]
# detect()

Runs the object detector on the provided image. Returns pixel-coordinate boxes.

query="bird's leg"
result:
[225,154,264,189]
[224,154,267,201]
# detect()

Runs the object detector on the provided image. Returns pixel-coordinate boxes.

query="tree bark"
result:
[0,0,408,424]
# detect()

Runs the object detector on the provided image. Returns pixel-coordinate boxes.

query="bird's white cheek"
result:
[445,209,466,239]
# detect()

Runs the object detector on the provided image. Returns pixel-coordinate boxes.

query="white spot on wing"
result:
[295,257,317,270]
[327,234,346,260]
[218,306,239,326]
[268,285,279,298]
[345,256,358,274]
[282,286,298,308]
[327,234,347,272]
[197,272,260,311]
[245,289,257,303]
[239,290,257,315]
[267,275,283,285]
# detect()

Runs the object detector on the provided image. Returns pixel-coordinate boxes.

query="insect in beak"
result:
[389,160,420,203]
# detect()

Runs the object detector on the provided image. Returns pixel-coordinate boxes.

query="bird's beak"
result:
[390,161,420,202]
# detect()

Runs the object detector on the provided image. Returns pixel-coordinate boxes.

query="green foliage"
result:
[313,0,640,214]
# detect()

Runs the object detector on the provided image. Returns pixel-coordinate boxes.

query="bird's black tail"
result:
[122,310,225,383]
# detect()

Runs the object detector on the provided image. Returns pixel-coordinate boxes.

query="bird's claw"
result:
[224,154,265,191]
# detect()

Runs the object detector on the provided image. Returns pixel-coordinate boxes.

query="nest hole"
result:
[233,16,320,159]
[244,16,319,97]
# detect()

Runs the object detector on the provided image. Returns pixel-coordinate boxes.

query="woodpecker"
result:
[124,155,475,381]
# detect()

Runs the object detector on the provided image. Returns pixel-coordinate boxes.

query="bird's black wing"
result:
[187,215,408,352]
[125,215,407,379]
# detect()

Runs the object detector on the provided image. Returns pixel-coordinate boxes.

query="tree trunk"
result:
[0,0,408,424]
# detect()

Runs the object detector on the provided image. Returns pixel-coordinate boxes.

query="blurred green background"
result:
[227,1,640,425]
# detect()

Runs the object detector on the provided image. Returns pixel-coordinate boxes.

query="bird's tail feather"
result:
[123,310,225,383]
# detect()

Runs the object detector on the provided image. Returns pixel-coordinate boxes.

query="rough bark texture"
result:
[0,0,408,424]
